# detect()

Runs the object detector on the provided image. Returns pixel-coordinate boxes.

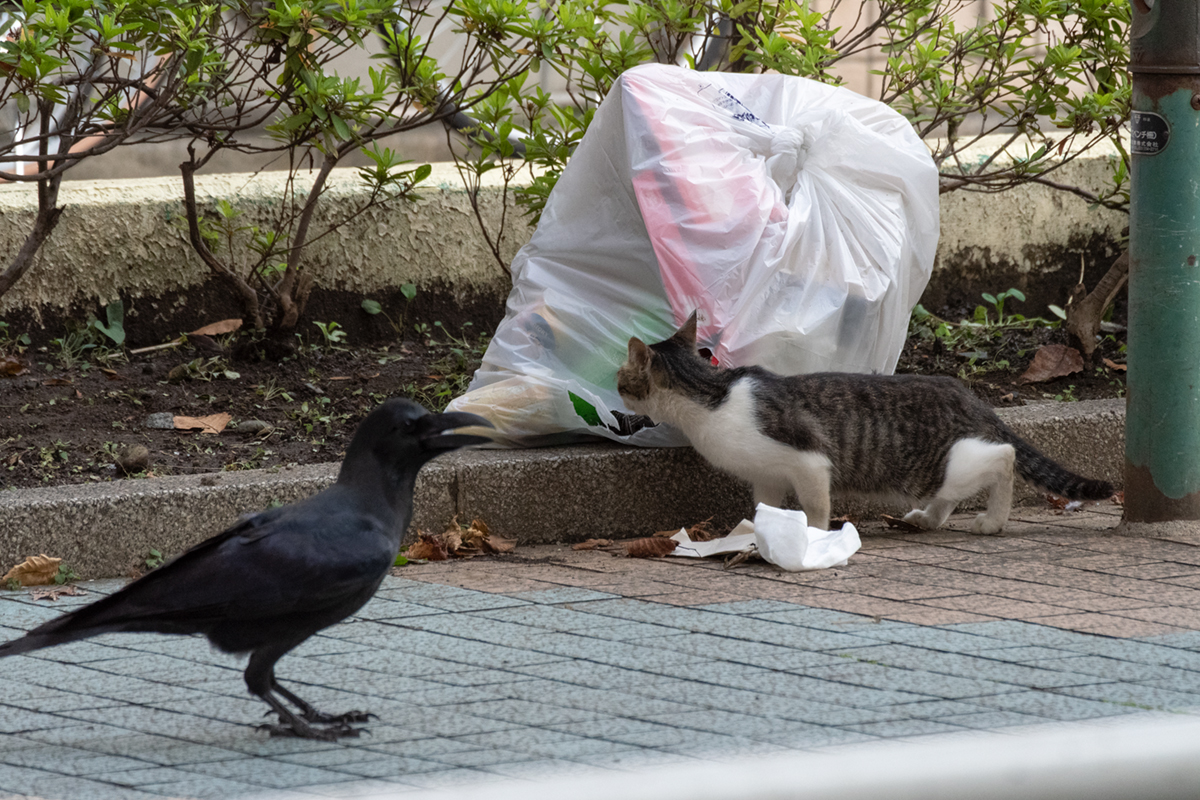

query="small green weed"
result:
[312,321,347,347]
[54,563,80,585]
[144,549,165,570]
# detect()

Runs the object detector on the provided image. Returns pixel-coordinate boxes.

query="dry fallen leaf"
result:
[624,538,678,558]
[42,377,72,386]
[484,533,516,554]
[1045,493,1070,510]
[1017,344,1084,385]
[406,531,450,561]
[3,554,62,586]
[1111,490,1125,506]
[31,585,86,601]
[190,318,243,336]
[0,355,28,377]
[573,539,614,551]
[174,413,233,435]
[1102,358,1127,372]
[880,514,924,532]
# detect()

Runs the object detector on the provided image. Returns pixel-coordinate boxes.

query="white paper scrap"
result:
[667,507,861,572]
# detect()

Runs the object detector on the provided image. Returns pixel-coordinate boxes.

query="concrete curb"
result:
[0,399,1125,578]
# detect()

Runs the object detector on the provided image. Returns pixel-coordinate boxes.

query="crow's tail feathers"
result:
[0,611,115,658]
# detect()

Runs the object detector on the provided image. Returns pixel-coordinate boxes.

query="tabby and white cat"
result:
[616,312,1113,534]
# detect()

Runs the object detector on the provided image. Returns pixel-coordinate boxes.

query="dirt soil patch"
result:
[0,306,1126,491]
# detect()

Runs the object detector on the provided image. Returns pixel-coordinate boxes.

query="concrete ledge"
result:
[0,398,1125,578]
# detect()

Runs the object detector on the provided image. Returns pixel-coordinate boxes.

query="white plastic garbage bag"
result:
[449,63,939,444]
[752,503,861,571]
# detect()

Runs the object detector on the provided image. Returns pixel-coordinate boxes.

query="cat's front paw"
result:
[902,509,938,530]
[973,514,1005,535]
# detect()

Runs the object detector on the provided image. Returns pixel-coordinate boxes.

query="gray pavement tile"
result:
[1024,655,1200,683]
[0,710,89,735]
[627,631,848,670]
[442,698,605,727]
[799,660,1013,700]
[526,635,712,670]
[137,774,286,799]
[665,662,935,707]
[545,717,710,748]
[1148,630,1200,650]
[937,710,1057,729]
[319,756,458,778]
[0,773,165,800]
[887,699,1004,719]
[945,620,1108,649]
[753,727,880,749]
[500,679,699,718]
[841,718,968,738]
[388,592,531,615]
[570,750,698,770]
[175,757,361,789]
[969,689,1141,720]
[1054,682,1200,711]
[473,605,632,633]
[639,708,861,739]
[345,599,452,621]
[0,748,154,778]
[402,712,524,739]
[830,644,1110,689]
[507,588,621,604]
[56,735,251,766]
[299,777,422,796]
[966,645,1091,663]
[480,759,619,779]
[850,625,1008,653]
[0,691,127,714]
[562,621,686,642]
[305,649,465,679]
[424,747,545,769]
[393,768,508,789]
[1064,638,1200,670]
[454,727,641,759]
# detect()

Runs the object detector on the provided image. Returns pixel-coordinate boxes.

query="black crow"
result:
[0,399,492,740]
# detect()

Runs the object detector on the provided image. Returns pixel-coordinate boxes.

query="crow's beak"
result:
[418,410,495,451]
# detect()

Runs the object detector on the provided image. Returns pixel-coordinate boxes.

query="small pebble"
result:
[143,412,174,429]
[115,445,150,475]
[235,419,274,437]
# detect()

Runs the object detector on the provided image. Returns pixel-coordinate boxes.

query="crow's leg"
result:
[244,648,363,739]
[273,679,374,725]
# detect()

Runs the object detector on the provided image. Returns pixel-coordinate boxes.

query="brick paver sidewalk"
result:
[2,503,1200,799]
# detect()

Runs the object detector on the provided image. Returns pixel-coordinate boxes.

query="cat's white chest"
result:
[651,379,791,476]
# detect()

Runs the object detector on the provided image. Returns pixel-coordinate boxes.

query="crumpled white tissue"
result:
[668,503,860,571]
[751,503,860,571]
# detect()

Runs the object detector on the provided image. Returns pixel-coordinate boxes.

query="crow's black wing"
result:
[1,486,396,654]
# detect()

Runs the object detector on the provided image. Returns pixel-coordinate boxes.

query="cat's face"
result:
[616,312,700,412]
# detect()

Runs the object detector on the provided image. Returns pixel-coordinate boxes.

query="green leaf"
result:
[400,283,417,301]
[569,391,602,426]
[362,299,383,315]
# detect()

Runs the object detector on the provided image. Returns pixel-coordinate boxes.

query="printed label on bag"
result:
[1132,111,1170,156]
[697,82,770,130]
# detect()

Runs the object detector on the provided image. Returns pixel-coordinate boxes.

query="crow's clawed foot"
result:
[257,719,364,741]
[303,709,376,725]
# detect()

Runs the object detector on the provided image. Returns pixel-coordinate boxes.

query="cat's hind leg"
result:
[785,452,833,530]
[904,439,1015,534]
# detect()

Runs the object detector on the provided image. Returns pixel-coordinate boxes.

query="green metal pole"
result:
[1126,0,1200,521]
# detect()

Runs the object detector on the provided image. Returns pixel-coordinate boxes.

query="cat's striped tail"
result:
[1003,430,1114,501]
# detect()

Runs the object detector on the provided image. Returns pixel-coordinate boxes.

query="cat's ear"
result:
[627,337,652,369]
[672,311,699,349]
